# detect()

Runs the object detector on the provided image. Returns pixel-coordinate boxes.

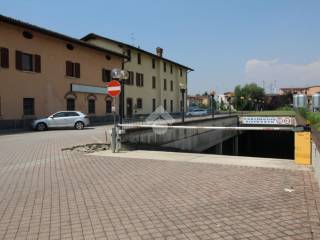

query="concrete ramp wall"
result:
[312,128,320,187]
[312,142,320,183]
[122,116,238,152]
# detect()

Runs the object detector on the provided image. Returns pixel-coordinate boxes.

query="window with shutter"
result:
[66,61,80,78]
[106,100,112,113]
[130,71,134,85]
[136,73,140,86]
[0,48,9,68]
[16,51,41,73]
[66,61,71,76]
[16,51,22,70]
[75,63,80,78]
[126,71,134,85]
[66,61,73,77]
[152,76,156,89]
[34,55,41,73]
[136,73,144,87]
[137,52,141,64]
[102,69,105,82]
[137,98,143,109]
[152,58,155,69]
[102,69,111,82]
[23,98,34,115]
[66,98,75,111]
[88,99,95,114]
[127,49,131,61]
[21,53,33,71]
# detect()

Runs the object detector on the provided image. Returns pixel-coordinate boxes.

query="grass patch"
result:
[306,112,320,131]
[297,108,320,131]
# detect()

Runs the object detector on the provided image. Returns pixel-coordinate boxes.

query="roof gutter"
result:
[82,33,194,71]
[0,14,127,59]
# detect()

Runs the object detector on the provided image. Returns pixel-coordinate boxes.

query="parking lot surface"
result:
[0,126,320,239]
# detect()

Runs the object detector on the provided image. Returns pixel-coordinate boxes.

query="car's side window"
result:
[66,112,79,117]
[53,112,67,118]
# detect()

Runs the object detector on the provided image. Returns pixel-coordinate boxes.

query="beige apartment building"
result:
[0,14,193,129]
[0,14,125,128]
[82,34,193,117]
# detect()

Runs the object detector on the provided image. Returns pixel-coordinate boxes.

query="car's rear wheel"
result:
[36,122,47,131]
[75,121,84,130]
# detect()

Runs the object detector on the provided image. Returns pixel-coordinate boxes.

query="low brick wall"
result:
[0,119,35,130]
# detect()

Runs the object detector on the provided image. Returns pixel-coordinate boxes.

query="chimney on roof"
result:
[156,47,163,57]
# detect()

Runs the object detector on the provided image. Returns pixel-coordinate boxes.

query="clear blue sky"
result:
[2,0,320,94]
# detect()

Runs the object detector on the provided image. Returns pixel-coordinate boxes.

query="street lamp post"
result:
[254,99,258,111]
[209,90,215,119]
[179,83,186,123]
[248,97,252,111]
[240,96,244,115]
[227,96,232,115]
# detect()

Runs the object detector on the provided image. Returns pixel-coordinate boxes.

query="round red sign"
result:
[107,80,121,97]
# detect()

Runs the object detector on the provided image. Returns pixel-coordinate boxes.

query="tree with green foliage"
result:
[198,103,208,109]
[233,83,265,110]
[220,100,227,111]
[264,93,292,110]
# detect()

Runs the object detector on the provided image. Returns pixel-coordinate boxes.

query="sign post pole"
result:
[113,96,116,128]
[111,96,116,153]
[107,80,122,153]
[111,126,116,153]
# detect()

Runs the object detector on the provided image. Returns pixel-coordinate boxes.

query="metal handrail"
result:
[118,123,300,132]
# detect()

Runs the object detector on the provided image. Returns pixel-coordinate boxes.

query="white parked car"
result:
[32,111,90,131]
[186,109,208,117]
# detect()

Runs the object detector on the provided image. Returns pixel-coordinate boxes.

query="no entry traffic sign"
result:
[107,80,121,97]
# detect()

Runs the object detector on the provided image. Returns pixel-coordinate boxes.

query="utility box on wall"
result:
[295,132,311,165]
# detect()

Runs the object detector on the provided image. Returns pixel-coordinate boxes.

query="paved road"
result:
[0,126,320,239]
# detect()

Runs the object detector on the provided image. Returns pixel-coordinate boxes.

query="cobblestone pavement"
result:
[0,127,320,240]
